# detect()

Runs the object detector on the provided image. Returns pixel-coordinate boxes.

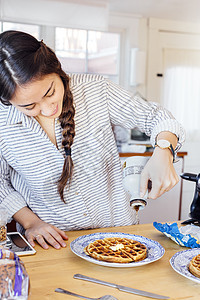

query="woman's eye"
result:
[25,104,36,111]
[48,89,55,97]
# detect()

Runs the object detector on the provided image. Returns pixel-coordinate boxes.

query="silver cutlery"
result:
[73,274,169,300]
[55,288,118,300]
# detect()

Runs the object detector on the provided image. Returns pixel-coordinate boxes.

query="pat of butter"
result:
[110,243,124,251]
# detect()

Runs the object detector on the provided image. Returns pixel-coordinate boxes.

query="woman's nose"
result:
[40,101,56,117]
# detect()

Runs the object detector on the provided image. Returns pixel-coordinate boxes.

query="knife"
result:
[73,274,169,299]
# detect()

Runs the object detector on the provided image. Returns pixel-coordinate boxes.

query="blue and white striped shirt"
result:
[0,74,185,230]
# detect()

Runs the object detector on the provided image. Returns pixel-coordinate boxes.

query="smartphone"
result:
[5,232,36,256]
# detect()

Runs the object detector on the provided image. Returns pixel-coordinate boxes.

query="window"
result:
[55,27,120,83]
[1,22,39,39]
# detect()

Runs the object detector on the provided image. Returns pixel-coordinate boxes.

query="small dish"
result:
[170,248,200,283]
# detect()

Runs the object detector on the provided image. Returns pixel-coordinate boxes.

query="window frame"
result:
[0,20,41,38]
[55,26,121,83]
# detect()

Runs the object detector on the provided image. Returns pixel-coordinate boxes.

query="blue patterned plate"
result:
[170,249,200,283]
[70,232,165,267]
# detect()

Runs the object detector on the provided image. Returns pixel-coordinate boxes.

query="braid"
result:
[58,75,75,202]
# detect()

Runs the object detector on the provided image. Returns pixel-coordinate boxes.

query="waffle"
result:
[189,253,200,278]
[84,237,147,263]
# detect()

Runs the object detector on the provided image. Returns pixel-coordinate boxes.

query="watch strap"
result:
[169,143,176,163]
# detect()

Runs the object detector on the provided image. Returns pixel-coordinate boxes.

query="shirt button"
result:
[57,119,60,124]
[83,213,87,217]
[75,192,79,195]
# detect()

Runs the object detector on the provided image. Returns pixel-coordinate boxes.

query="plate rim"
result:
[170,248,200,283]
[70,231,165,268]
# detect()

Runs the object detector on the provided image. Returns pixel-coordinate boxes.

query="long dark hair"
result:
[0,30,75,202]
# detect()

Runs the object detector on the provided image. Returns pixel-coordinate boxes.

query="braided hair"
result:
[0,30,75,202]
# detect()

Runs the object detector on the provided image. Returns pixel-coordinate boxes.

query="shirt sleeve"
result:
[106,79,185,151]
[0,152,27,221]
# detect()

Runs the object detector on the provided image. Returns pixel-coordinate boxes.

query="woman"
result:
[0,30,185,249]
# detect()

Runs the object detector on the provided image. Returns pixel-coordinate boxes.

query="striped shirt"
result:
[0,74,185,231]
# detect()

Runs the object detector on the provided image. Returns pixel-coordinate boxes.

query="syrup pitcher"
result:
[122,156,150,224]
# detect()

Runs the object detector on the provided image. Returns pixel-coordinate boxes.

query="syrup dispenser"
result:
[122,156,149,224]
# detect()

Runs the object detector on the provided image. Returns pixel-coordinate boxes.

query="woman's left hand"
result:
[140,146,179,199]
[25,219,68,250]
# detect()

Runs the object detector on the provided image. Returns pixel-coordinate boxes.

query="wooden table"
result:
[21,223,200,300]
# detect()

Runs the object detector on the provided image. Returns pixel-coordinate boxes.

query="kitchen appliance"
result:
[181,173,200,225]
[130,128,150,142]
[113,126,152,153]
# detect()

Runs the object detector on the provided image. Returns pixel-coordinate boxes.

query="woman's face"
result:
[10,73,64,118]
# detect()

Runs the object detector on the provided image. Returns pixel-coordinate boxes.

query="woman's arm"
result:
[13,207,68,250]
[106,80,185,148]
[0,153,27,220]
[106,79,185,199]
[1,153,68,250]
[140,131,179,199]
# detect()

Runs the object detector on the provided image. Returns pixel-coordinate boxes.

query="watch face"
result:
[157,139,170,148]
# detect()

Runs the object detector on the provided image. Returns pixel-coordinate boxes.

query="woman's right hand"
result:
[13,207,68,249]
[25,219,68,250]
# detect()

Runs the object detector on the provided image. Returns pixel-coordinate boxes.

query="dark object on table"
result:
[181,173,200,225]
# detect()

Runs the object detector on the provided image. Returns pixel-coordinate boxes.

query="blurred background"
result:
[1,0,200,222]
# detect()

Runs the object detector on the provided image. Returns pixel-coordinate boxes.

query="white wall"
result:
[109,12,147,94]
[0,0,109,31]
[147,18,200,102]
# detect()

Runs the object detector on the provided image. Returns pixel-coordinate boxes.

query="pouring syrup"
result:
[130,199,147,224]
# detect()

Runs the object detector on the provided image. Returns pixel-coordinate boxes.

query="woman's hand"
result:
[25,219,68,250]
[140,146,179,199]
[13,207,68,250]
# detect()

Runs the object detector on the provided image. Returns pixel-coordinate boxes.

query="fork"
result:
[55,288,118,300]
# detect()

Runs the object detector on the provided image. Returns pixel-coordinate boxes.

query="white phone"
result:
[6,232,36,256]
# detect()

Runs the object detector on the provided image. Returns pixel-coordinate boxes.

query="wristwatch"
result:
[155,139,176,163]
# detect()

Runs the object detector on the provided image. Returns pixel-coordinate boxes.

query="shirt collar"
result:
[6,105,32,127]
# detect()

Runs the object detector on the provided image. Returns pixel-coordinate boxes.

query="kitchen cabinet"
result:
[119,152,187,224]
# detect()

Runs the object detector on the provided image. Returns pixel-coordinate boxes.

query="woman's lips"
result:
[50,104,58,116]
